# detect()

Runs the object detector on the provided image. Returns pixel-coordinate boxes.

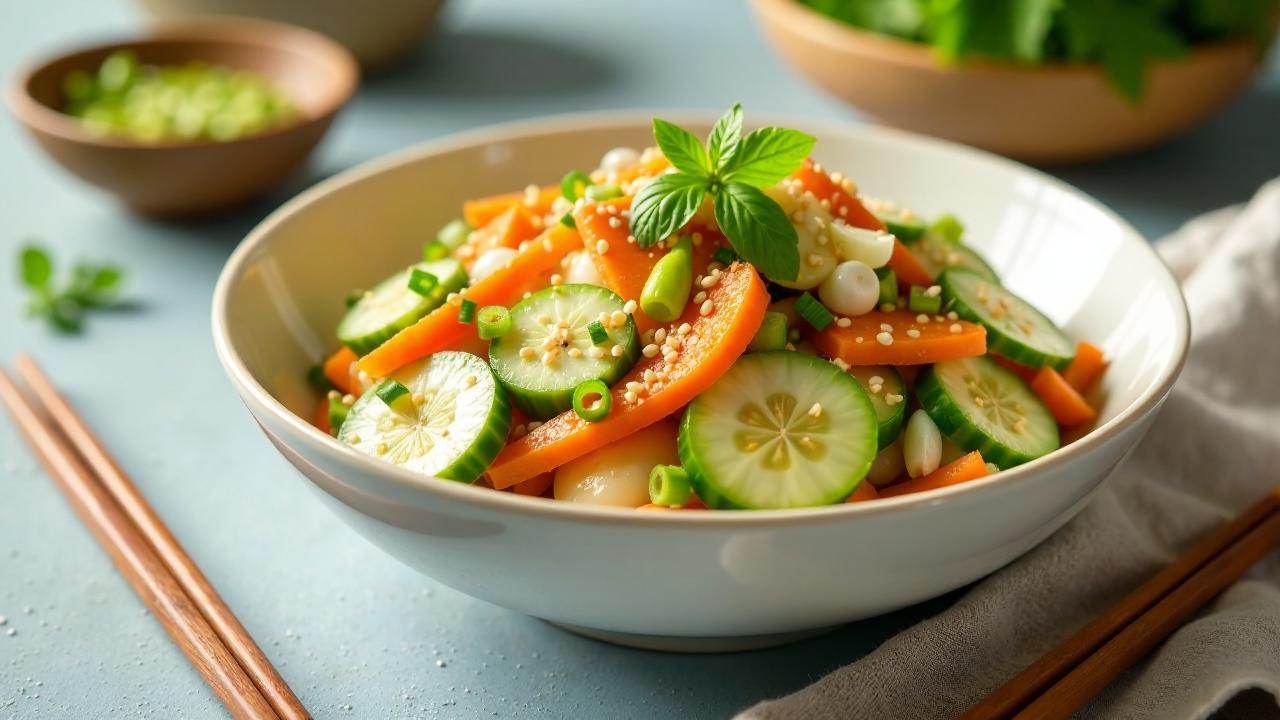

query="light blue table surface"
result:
[2,1,1278,718]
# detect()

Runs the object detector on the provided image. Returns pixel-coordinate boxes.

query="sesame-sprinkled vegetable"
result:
[640,235,694,323]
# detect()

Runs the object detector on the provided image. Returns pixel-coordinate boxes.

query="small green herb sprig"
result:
[628,104,815,282]
[18,244,125,333]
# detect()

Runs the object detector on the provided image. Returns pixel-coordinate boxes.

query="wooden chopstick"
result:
[0,368,280,720]
[12,355,310,720]
[967,487,1280,720]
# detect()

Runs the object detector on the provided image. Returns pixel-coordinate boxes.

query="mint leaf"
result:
[20,245,52,289]
[721,127,816,188]
[1061,0,1186,102]
[652,118,710,176]
[629,173,708,248]
[69,263,124,307]
[707,103,743,171]
[713,183,799,282]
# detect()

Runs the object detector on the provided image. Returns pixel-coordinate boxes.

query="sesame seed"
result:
[836,317,852,328]
[543,238,554,252]
[950,323,963,333]
[550,274,563,285]
[542,351,558,365]
[917,314,930,324]
[654,328,667,343]
[556,318,571,329]
[588,346,606,359]
[642,344,660,358]
[664,335,681,349]
[699,300,714,316]
[974,396,987,407]
[884,393,904,406]
[568,348,583,358]
[611,345,625,357]
[855,336,864,343]
[608,217,622,228]
[375,442,389,455]
[694,291,707,304]
[947,311,959,321]
[644,369,657,384]
[624,391,638,403]
[876,331,894,346]
[907,329,921,338]
[831,357,851,371]
[347,434,361,444]
[623,300,638,314]
[411,392,425,405]
[341,393,355,406]
[596,239,609,254]
[677,323,692,336]
[808,403,823,417]
[869,375,883,385]
[537,313,552,325]
[626,381,644,393]
[869,384,883,394]
[880,303,896,312]
[611,310,627,326]
[879,323,894,332]
[925,285,942,298]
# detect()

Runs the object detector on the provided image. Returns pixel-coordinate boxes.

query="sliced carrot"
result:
[887,240,935,287]
[323,347,360,396]
[992,354,1037,383]
[611,152,671,184]
[358,224,583,378]
[1031,367,1097,427]
[487,262,769,489]
[574,197,719,331]
[510,472,554,497]
[879,451,989,498]
[313,396,332,434]
[1062,341,1106,393]
[845,481,880,503]
[809,309,986,365]
[462,185,559,228]
[458,203,541,268]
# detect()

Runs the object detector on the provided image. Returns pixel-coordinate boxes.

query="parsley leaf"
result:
[16,243,125,333]
[721,127,817,188]
[713,183,800,283]
[651,118,710,176]
[707,103,743,171]
[1061,0,1186,102]
[629,173,708,249]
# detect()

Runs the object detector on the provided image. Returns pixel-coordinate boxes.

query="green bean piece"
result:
[748,311,789,352]
[639,236,693,323]
[648,465,692,506]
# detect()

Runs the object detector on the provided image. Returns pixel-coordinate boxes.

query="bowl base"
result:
[546,620,841,653]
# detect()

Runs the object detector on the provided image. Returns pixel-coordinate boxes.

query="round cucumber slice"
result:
[917,356,1058,469]
[874,209,926,242]
[489,284,639,420]
[337,351,510,483]
[846,365,907,449]
[337,258,467,356]
[940,268,1075,370]
[678,352,878,509]
[910,232,999,283]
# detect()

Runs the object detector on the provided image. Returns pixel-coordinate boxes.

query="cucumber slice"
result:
[677,352,878,509]
[846,365,907,449]
[874,209,926,242]
[910,232,999,283]
[917,356,1058,469]
[336,259,467,355]
[488,284,639,419]
[337,351,510,483]
[940,268,1075,370]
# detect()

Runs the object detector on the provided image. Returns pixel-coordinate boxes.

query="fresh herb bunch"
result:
[18,244,125,332]
[629,104,815,281]
[799,0,1276,100]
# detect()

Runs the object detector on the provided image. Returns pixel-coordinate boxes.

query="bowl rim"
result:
[752,0,1262,76]
[5,16,359,151]
[211,109,1190,528]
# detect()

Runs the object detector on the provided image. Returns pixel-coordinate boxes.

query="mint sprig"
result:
[18,243,125,333]
[629,104,814,282]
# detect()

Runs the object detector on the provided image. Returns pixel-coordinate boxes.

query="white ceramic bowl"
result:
[212,112,1189,651]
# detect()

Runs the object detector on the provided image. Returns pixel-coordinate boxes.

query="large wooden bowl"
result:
[753,0,1269,163]
[7,18,358,217]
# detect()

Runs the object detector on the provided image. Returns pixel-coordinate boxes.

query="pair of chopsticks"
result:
[0,354,309,720]
[965,486,1280,719]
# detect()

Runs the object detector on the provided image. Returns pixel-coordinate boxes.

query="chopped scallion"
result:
[795,292,834,331]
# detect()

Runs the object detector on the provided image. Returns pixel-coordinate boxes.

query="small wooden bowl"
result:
[753,0,1268,164]
[7,18,358,217]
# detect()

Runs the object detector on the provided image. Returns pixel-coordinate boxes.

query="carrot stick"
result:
[1031,367,1098,427]
[458,204,541,268]
[323,347,359,396]
[510,472,553,497]
[846,481,880,503]
[486,262,769,489]
[879,451,989,497]
[809,309,986,365]
[887,240,935,287]
[462,185,559,228]
[358,224,583,378]
[1062,341,1107,393]
[312,396,332,434]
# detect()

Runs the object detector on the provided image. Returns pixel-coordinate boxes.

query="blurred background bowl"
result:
[8,17,357,217]
[134,0,446,73]
[752,0,1269,164]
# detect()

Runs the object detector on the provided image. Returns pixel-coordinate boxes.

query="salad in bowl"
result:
[310,106,1107,512]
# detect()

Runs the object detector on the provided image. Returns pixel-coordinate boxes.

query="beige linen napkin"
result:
[738,180,1280,720]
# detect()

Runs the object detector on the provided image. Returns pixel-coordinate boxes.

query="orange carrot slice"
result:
[887,240,935,287]
[1031,367,1097,427]
[574,198,719,331]
[462,185,559,228]
[992,353,1037,383]
[313,396,333,434]
[323,347,360,396]
[845,481,880,503]
[1062,341,1106,393]
[809,309,986,365]
[358,224,583,378]
[510,472,554,497]
[458,203,541,268]
[486,262,769,489]
[879,451,989,498]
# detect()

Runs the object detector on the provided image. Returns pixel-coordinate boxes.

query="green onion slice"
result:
[477,305,511,340]
[408,269,438,297]
[795,292,834,331]
[908,285,942,314]
[458,298,477,324]
[560,170,591,201]
[648,465,692,506]
[586,320,609,345]
[571,379,612,423]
